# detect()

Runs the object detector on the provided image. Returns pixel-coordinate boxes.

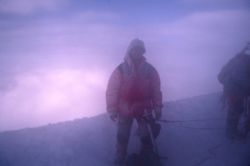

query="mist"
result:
[0,0,250,131]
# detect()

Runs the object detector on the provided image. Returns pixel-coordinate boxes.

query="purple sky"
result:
[0,0,250,131]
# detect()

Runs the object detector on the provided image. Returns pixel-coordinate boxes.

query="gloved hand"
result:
[109,112,118,122]
[154,107,162,120]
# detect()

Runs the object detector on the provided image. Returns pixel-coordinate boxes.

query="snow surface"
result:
[0,93,249,166]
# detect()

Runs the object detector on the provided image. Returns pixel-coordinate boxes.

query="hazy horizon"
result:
[0,0,250,131]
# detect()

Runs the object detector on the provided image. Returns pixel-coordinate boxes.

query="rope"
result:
[158,118,225,123]
[168,124,225,130]
[192,142,226,166]
[157,118,226,130]
[157,116,249,165]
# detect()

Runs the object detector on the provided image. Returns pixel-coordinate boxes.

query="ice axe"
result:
[247,97,250,116]
[143,110,168,162]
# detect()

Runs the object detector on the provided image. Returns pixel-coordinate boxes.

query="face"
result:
[129,47,145,61]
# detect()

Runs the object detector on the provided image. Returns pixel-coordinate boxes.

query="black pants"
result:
[226,96,250,138]
[116,115,160,160]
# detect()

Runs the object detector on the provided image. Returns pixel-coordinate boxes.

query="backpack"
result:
[219,54,250,96]
[118,62,151,103]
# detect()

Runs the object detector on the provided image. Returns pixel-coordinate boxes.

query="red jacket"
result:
[106,55,163,117]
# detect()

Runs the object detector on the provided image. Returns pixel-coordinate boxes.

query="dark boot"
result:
[114,143,127,166]
[226,104,242,140]
[114,156,126,166]
[115,118,133,165]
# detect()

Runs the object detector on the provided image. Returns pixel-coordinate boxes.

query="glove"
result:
[109,112,118,122]
[154,107,162,120]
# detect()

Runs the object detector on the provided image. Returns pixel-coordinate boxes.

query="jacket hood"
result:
[124,38,146,66]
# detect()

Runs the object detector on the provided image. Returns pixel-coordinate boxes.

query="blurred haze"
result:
[0,0,250,131]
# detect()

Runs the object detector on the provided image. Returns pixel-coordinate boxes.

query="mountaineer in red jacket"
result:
[106,39,163,165]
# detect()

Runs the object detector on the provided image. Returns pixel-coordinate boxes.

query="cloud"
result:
[161,10,250,56]
[0,10,122,56]
[1,6,250,131]
[179,0,248,6]
[0,68,108,131]
[2,8,250,101]
[147,9,250,99]
[0,0,69,14]
[72,10,120,22]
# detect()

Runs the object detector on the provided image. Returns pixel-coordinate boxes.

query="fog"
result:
[0,0,250,131]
